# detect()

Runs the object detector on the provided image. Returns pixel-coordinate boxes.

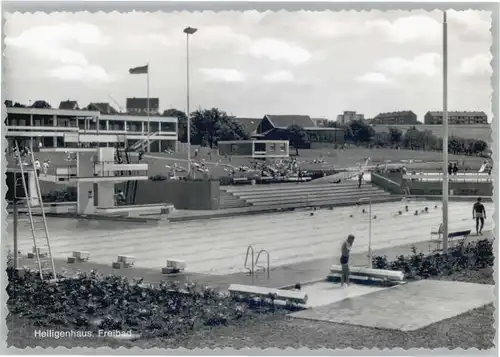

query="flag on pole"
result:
[129,65,148,74]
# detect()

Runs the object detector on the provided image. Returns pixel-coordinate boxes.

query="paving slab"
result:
[289,280,495,331]
[299,281,387,308]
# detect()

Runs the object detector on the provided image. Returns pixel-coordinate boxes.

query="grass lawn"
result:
[17,147,487,185]
[145,147,486,178]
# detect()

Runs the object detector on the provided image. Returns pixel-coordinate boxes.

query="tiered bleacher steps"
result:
[223,181,395,208]
[219,190,251,209]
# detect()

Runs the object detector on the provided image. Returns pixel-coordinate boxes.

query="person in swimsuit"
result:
[473,197,486,235]
[340,235,355,287]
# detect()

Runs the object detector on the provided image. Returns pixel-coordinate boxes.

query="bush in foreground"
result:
[372,239,493,280]
[6,270,292,339]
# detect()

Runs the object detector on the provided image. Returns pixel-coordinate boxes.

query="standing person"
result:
[34,159,41,177]
[340,235,355,287]
[452,163,458,176]
[472,198,486,235]
[42,161,49,176]
[357,172,364,188]
[448,162,453,176]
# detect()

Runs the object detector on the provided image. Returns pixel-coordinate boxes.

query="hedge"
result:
[372,239,493,280]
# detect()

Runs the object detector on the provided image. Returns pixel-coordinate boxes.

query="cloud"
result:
[6,22,109,80]
[367,15,441,44]
[199,68,246,82]
[459,54,492,76]
[355,72,391,84]
[247,38,311,65]
[447,10,491,40]
[6,23,105,48]
[311,20,363,38]
[262,70,295,83]
[376,53,441,76]
[48,65,112,82]
[196,26,251,50]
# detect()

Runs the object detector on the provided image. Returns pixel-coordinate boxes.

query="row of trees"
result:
[342,120,489,156]
[162,108,250,146]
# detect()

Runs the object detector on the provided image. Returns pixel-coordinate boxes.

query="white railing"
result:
[403,172,492,183]
[129,132,160,151]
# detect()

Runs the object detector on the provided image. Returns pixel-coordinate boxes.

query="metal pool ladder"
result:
[244,245,271,280]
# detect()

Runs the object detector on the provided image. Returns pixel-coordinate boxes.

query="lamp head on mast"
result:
[183,27,198,35]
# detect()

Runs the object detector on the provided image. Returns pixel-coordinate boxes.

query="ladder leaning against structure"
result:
[14,140,57,281]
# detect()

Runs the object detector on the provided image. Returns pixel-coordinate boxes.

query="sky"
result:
[4,10,493,122]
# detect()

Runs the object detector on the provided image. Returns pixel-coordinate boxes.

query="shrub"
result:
[150,174,167,181]
[6,268,296,338]
[44,188,77,202]
[371,239,493,280]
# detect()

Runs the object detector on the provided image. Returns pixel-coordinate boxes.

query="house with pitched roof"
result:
[254,114,344,146]
[126,97,160,115]
[58,100,79,110]
[229,117,263,137]
[85,102,120,115]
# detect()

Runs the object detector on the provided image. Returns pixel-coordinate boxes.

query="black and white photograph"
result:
[2,3,498,352]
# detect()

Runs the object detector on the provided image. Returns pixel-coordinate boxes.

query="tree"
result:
[31,100,51,109]
[402,127,421,150]
[163,109,188,142]
[473,140,488,154]
[372,132,390,148]
[388,127,403,147]
[286,124,309,155]
[348,120,375,144]
[189,108,249,147]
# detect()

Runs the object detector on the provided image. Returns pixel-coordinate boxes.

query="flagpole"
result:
[186,33,191,178]
[147,62,150,152]
[442,11,449,253]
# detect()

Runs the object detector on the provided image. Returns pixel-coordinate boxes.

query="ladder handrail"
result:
[244,245,255,275]
[15,141,44,279]
[28,142,57,279]
[255,249,270,279]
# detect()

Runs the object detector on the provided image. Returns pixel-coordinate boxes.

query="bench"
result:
[67,251,91,263]
[112,255,136,269]
[96,204,173,218]
[161,259,186,274]
[429,227,472,251]
[330,265,404,282]
[228,284,308,305]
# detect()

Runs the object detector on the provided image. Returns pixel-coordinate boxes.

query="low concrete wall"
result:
[134,180,220,210]
[371,172,403,194]
[407,181,493,197]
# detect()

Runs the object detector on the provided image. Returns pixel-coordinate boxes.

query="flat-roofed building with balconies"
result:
[5,106,178,153]
[424,111,488,125]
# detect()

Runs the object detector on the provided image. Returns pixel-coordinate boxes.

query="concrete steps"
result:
[224,182,390,208]
[219,190,251,209]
